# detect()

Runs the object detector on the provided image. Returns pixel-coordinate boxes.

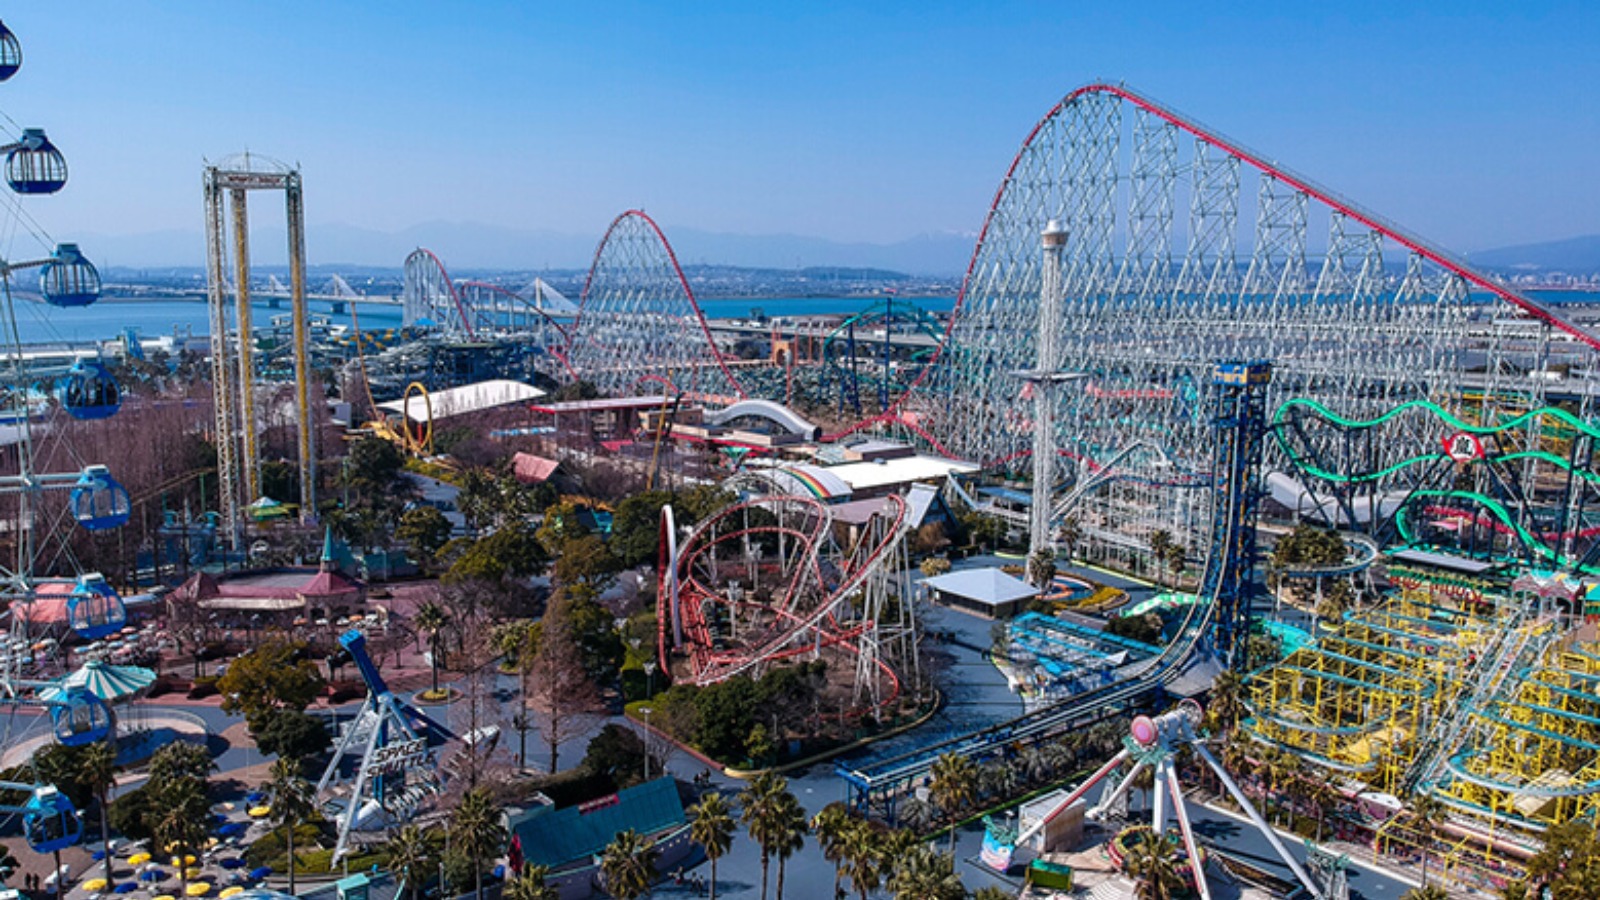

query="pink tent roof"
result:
[298,569,361,599]
[512,452,560,484]
[14,582,72,625]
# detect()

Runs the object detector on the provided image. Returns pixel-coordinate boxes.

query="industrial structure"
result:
[202,153,315,543]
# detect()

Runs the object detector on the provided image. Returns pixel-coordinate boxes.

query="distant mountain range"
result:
[81,221,979,277]
[1469,235,1600,273]
[78,221,1600,278]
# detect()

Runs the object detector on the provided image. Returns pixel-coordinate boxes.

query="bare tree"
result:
[522,598,604,774]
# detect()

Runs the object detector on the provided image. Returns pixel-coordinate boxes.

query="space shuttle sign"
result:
[370,738,428,775]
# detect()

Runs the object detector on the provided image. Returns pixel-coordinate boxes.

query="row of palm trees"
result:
[679,772,1009,900]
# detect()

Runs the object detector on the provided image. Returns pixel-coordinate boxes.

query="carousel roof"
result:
[39,659,156,702]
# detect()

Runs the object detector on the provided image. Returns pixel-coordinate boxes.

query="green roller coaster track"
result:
[1273,397,1600,485]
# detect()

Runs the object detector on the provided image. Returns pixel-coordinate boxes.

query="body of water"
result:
[2,288,1590,348]
[4,294,959,347]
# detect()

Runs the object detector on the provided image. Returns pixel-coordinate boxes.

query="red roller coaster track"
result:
[571,209,749,400]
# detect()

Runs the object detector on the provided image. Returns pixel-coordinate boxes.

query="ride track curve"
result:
[1273,396,1600,570]
[402,247,475,338]
[656,492,912,712]
[565,209,748,402]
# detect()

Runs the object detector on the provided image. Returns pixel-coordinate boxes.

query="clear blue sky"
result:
[3,0,1596,262]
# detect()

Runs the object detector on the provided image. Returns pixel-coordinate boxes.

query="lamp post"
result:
[643,661,656,700]
[638,706,653,782]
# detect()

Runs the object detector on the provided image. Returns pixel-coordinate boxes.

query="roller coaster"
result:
[656,489,920,716]
[837,361,1270,816]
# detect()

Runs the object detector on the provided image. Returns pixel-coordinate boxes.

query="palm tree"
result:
[972,888,1015,900]
[888,844,965,900]
[1058,516,1082,562]
[1205,669,1245,736]
[840,818,886,900]
[928,752,977,854]
[688,792,735,900]
[599,828,658,900]
[897,798,936,832]
[451,787,507,900]
[1123,830,1186,900]
[769,792,807,900]
[77,739,119,889]
[415,601,449,695]
[265,757,316,895]
[810,804,853,900]
[1400,887,1449,900]
[383,824,441,900]
[1410,792,1448,888]
[503,865,558,900]
[739,772,793,900]
[1149,530,1172,587]
[153,779,209,896]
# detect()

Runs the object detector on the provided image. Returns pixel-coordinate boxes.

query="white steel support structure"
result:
[203,156,317,547]
[918,83,1600,567]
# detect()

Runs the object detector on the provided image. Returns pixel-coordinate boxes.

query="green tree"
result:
[1400,888,1449,900]
[609,490,674,569]
[746,723,775,767]
[383,824,441,900]
[446,522,548,584]
[397,506,453,567]
[689,792,736,900]
[919,556,952,579]
[254,708,331,760]
[693,676,758,761]
[265,757,316,895]
[1410,792,1447,888]
[217,640,327,732]
[415,601,449,695]
[973,888,1015,900]
[888,844,965,900]
[1124,830,1186,900]
[77,741,119,889]
[551,533,621,588]
[504,865,558,900]
[929,752,978,854]
[599,828,658,900]
[450,788,506,900]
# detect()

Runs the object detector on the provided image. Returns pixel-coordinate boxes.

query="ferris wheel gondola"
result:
[58,359,120,420]
[5,128,66,195]
[66,574,125,640]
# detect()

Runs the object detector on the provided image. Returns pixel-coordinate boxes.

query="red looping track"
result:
[572,209,749,400]
[658,494,909,710]
[879,82,1600,428]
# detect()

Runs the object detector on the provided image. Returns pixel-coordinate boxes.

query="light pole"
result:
[638,706,653,782]
[643,660,656,700]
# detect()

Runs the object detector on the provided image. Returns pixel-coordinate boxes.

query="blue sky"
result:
[2,0,1596,264]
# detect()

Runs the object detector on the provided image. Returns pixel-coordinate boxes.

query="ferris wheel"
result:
[0,16,142,863]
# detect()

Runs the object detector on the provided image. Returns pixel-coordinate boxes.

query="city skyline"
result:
[1,1,1595,268]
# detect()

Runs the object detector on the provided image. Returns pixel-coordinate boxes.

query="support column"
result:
[203,169,240,550]
[229,188,260,506]
[286,172,316,523]
[1029,220,1068,561]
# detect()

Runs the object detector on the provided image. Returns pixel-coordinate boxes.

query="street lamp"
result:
[643,660,656,699]
[638,706,653,782]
